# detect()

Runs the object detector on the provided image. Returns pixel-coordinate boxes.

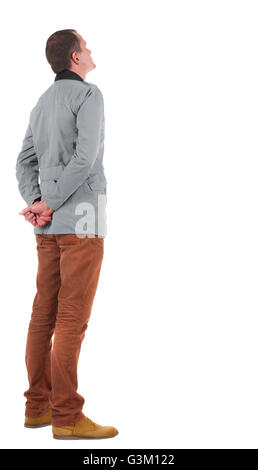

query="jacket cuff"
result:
[25,193,42,206]
[32,197,41,204]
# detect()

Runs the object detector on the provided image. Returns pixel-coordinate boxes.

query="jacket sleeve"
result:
[15,123,41,206]
[43,85,104,212]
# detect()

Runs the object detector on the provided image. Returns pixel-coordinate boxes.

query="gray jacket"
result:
[15,72,107,236]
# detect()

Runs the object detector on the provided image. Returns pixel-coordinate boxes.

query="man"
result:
[15,29,118,440]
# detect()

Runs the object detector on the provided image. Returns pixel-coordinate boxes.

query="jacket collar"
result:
[55,69,84,82]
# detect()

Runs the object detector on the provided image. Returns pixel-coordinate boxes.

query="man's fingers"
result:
[40,216,52,222]
[19,208,53,227]
[25,214,36,223]
[19,206,33,215]
[22,210,41,225]
[37,214,52,221]
[36,214,51,226]
[19,204,42,216]
[25,212,34,222]
[37,220,51,226]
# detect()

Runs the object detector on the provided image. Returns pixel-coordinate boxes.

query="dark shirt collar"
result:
[54,69,84,82]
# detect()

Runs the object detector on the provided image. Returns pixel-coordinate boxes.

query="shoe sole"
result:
[24,423,51,428]
[53,431,119,440]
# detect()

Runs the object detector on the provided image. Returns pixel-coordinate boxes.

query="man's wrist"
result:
[31,197,54,214]
[42,199,54,214]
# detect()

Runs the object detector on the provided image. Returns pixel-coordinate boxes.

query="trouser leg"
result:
[51,234,104,426]
[24,234,60,418]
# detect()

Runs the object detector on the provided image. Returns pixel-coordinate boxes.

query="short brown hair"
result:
[45,29,82,74]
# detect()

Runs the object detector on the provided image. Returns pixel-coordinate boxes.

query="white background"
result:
[1,0,258,449]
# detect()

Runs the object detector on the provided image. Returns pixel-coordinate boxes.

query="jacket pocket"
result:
[84,174,107,194]
[39,164,64,195]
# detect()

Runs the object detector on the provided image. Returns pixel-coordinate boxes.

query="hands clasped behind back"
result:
[19,200,54,227]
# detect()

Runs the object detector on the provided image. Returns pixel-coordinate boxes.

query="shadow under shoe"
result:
[24,409,52,428]
[52,416,119,440]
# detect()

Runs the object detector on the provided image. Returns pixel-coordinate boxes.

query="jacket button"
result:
[54,179,57,183]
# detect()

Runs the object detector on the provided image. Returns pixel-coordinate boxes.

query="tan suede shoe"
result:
[52,416,119,439]
[24,409,52,428]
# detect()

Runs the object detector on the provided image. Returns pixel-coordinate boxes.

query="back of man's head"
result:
[45,29,81,74]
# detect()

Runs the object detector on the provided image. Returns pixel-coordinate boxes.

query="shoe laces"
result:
[84,416,94,425]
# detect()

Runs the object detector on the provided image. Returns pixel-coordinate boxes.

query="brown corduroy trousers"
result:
[24,233,104,427]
